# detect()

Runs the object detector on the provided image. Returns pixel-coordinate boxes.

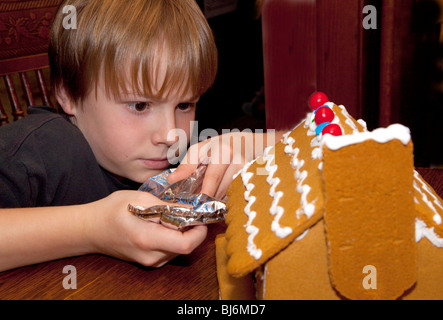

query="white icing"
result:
[311,136,322,160]
[241,161,262,260]
[304,111,317,136]
[345,118,358,132]
[282,130,291,140]
[308,103,367,160]
[293,157,316,219]
[416,219,443,247]
[263,146,293,238]
[261,264,268,299]
[311,147,322,160]
[413,170,443,225]
[282,131,318,220]
[322,124,411,151]
[295,229,309,241]
[357,119,368,131]
[232,167,243,181]
[238,102,440,264]
[336,104,362,134]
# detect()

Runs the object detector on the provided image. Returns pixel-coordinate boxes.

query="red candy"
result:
[322,124,342,136]
[309,92,329,110]
[315,106,335,125]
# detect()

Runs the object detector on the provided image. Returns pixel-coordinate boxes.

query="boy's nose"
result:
[152,111,179,146]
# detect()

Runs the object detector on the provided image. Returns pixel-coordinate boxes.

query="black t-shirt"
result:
[0,106,140,208]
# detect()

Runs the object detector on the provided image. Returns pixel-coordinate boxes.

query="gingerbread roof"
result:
[225,101,443,278]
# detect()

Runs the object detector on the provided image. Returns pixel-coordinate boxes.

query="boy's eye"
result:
[177,103,195,111]
[128,102,150,112]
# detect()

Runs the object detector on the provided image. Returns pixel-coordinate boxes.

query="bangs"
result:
[99,0,218,102]
[50,0,217,105]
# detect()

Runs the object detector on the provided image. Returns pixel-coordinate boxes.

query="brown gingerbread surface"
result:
[218,99,443,300]
[322,137,416,300]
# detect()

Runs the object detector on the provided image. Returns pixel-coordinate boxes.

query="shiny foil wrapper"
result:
[128,165,226,230]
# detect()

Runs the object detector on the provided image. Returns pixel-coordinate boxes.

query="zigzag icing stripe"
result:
[294,165,315,219]
[282,131,316,219]
[263,144,292,239]
[241,160,262,260]
[414,170,442,225]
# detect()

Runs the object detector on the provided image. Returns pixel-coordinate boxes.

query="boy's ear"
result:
[55,85,76,116]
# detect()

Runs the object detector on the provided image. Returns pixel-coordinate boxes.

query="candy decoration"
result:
[315,106,335,125]
[314,104,331,114]
[309,92,343,137]
[315,122,331,136]
[309,92,329,110]
[322,124,343,136]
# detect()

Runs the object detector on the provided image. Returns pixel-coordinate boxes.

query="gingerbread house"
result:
[216,93,443,300]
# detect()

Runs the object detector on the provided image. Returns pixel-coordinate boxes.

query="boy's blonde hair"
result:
[49,0,218,106]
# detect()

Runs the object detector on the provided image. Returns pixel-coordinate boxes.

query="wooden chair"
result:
[0,0,62,126]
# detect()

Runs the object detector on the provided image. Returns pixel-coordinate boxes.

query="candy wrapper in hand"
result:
[128,164,226,230]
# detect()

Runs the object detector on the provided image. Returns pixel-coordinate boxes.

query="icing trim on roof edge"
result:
[322,123,411,151]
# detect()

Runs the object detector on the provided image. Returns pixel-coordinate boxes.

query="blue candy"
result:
[315,122,331,135]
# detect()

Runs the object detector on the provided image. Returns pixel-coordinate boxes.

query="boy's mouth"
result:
[140,158,171,170]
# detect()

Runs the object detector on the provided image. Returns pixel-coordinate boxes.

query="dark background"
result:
[196,0,266,133]
[196,0,442,168]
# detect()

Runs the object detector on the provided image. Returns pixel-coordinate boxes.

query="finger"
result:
[167,161,197,185]
[148,223,208,254]
[131,190,167,207]
[214,162,244,199]
[214,164,242,200]
[200,162,230,197]
[167,142,209,184]
[141,250,178,268]
[143,226,205,267]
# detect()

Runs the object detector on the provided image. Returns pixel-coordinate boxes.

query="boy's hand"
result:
[167,132,274,200]
[87,190,208,268]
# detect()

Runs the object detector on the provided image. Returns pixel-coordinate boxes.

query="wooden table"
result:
[0,168,441,300]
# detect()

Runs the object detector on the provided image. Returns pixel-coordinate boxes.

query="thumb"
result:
[167,161,197,185]
[167,141,210,185]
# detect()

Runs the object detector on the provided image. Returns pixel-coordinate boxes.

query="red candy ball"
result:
[309,92,329,110]
[315,106,335,125]
[322,124,343,136]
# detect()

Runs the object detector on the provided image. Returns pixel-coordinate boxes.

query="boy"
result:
[0,0,277,272]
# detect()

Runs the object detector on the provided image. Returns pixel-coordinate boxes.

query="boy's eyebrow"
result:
[183,96,200,103]
[118,92,200,103]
